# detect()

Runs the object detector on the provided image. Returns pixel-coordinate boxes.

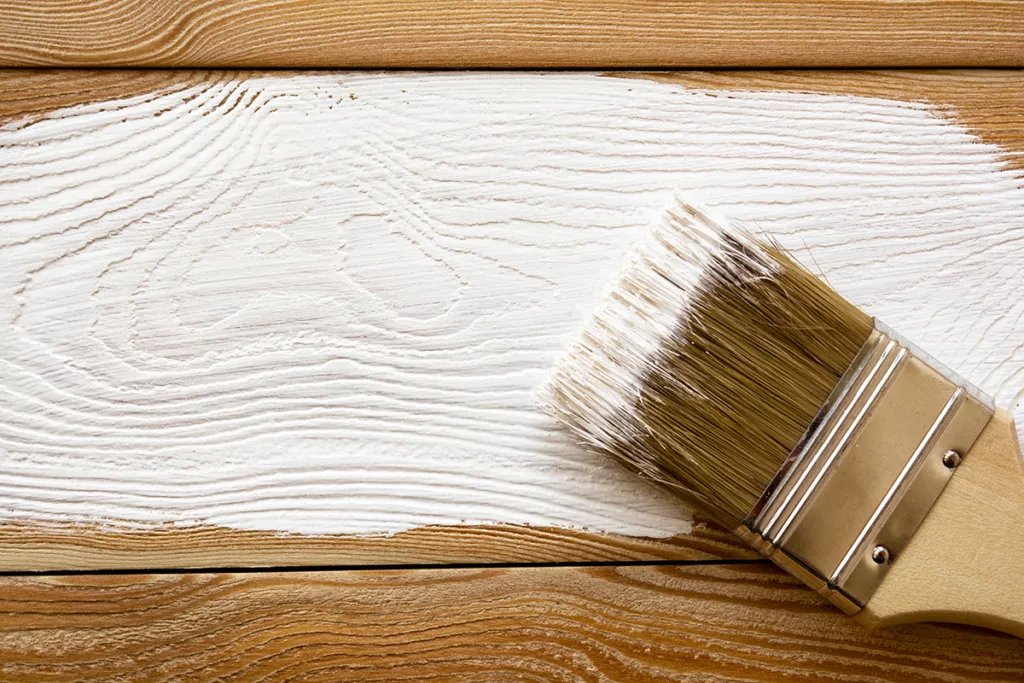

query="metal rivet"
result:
[871,545,891,565]
[942,449,962,469]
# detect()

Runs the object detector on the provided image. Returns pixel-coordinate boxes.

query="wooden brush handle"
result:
[859,409,1024,637]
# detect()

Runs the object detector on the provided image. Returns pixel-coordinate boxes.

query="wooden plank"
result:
[1,563,1023,681]
[0,2,1022,68]
[2,70,1023,571]
[0,519,754,571]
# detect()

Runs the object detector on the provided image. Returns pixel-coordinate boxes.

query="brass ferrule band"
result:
[736,323,994,614]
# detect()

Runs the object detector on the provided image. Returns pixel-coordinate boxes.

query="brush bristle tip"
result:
[542,197,873,529]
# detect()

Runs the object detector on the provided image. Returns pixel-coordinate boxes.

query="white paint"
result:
[0,73,1022,537]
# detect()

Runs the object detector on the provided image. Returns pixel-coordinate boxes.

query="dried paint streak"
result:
[0,73,1021,537]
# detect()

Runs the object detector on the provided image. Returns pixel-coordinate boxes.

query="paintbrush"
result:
[542,196,1024,637]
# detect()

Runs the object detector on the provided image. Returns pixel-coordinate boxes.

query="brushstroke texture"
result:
[0,73,1021,536]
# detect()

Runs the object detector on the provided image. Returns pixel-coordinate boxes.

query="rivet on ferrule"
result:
[942,450,963,469]
[737,324,994,614]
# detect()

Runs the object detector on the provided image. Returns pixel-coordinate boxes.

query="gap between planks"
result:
[0,557,766,578]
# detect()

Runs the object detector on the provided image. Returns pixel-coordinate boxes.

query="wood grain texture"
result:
[0,70,203,128]
[0,519,755,572]
[2,563,1023,682]
[0,1,1023,68]
[625,70,1024,173]
[2,70,1024,570]
[863,410,1024,637]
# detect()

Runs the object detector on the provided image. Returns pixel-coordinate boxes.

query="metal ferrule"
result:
[736,322,994,614]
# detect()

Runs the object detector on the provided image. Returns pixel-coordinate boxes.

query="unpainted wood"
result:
[863,410,1024,637]
[0,69,207,127]
[0,1,1022,68]
[2,563,1023,682]
[0,519,753,572]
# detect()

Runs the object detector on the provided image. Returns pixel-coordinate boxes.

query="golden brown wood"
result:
[0,2,1022,68]
[0,520,753,572]
[1,563,1022,682]
[0,69,205,126]
[862,410,1024,637]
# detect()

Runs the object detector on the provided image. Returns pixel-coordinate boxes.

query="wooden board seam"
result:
[0,558,770,578]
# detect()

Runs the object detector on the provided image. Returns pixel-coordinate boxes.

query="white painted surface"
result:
[0,73,1021,536]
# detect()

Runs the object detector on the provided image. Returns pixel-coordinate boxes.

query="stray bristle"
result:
[541,197,874,530]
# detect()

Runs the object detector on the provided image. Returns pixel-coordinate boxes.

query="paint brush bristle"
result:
[541,197,874,530]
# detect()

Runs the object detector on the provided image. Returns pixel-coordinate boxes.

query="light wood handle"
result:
[859,409,1024,637]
